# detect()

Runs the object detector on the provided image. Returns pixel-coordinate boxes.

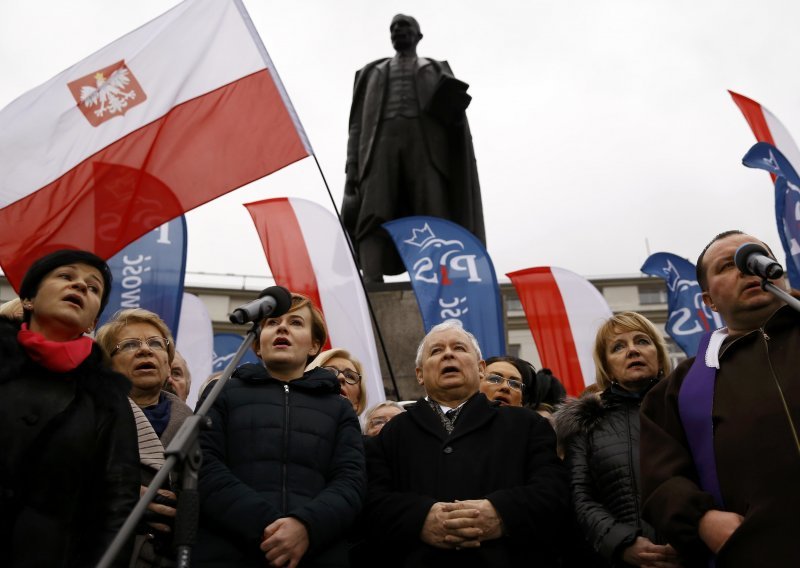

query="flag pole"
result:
[312,155,402,400]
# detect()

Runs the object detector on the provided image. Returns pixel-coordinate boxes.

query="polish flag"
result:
[730,90,800,179]
[0,0,311,288]
[245,197,385,412]
[507,266,612,396]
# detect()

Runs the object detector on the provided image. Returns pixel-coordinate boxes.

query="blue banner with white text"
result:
[97,217,187,335]
[641,252,724,357]
[742,141,800,288]
[384,216,505,357]
[213,333,260,373]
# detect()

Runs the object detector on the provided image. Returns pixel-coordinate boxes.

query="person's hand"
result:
[142,486,177,533]
[449,499,504,541]
[621,536,682,567]
[260,517,309,568]
[420,502,481,549]
[343,167,359,197]
[698,509,743,554]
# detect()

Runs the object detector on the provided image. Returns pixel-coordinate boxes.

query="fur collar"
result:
[553,392,607,443]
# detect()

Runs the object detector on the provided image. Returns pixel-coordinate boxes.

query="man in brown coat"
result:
[640,230,800,567]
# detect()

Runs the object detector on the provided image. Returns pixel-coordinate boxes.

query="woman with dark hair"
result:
[197,293,365,568]
[481,355,535,407]
[0,249,139,567]
[555,312,681,567]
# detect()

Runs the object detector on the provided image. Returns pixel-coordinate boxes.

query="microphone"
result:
[229,286,293,324]
[734,242,784,280]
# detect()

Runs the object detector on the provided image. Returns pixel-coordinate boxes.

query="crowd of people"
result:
[1,229,798,567]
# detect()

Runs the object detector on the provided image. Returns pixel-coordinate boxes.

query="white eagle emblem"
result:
[80,68,138,118]
[68,60,147,126]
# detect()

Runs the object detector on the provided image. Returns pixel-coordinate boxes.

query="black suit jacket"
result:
[365,393,568,568]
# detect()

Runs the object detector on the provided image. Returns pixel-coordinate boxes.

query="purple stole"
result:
[678,331,726,509]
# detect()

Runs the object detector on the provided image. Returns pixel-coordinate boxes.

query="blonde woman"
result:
[555,312,681,568]
[307,348,367,416]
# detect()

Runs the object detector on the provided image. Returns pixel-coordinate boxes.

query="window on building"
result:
[639,285,668,305]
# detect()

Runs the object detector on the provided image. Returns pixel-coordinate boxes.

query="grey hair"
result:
[362,401,406,434]
[415,320,482,367]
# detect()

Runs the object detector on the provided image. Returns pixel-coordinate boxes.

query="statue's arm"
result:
[342,69,366,231]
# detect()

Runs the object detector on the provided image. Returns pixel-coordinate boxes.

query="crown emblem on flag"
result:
[68,60,147,127]
[404,223,437,248]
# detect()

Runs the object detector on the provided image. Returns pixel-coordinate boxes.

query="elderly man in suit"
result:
[342,14,484,282]
[364,320,568,567]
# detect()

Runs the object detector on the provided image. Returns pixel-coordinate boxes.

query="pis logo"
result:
[404,223,482,285]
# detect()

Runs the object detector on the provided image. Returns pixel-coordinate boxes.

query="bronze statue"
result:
[342,14,485,282]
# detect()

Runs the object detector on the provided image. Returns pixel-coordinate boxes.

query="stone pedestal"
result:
[366,282,427,401]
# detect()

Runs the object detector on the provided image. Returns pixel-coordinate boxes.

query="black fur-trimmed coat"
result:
[0,316,140,568]
[554,384,658,566]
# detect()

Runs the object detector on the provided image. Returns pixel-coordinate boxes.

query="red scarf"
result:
[17,323,94,373]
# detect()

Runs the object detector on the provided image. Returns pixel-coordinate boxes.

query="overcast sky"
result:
[3,0,799,286]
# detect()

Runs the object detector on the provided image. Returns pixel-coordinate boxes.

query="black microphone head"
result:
[734,242,769,275]
[260,285,293,317]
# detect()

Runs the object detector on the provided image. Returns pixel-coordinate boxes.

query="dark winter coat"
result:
[0,316,140,568]
[365,392,569,568]
[555,383,658,566]
[196,364,366,568]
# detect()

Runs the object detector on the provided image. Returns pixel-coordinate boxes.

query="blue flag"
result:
[641,252,723,357]
[383,216,504,357]
[213,333,260,373]
[742,141,800,288]
[97,217,187,335]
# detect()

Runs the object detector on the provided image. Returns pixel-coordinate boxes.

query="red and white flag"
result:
[245,197,385,411]
[507,266,612,396]
[0,0,311,288]
[730,90,800,178]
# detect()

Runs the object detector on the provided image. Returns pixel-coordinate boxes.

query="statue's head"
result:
[390,14,422,52]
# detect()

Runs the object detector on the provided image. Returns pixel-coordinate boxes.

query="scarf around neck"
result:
[17,323,93,373]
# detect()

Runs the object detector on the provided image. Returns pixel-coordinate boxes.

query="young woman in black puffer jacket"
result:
[196,293,365,568]
[555,312,682,568]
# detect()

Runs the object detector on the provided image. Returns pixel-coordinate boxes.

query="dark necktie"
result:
[445,408,458,422]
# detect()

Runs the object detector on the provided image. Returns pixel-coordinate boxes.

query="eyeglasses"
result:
[368,417,391,429]
[111,336,170,357]
[484,374,525,392]
[321,365,362,385]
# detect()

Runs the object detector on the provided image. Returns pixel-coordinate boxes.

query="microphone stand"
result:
[97,323,260,568]
[761,279,800,313]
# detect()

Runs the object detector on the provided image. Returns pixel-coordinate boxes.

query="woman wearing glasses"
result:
[307,348,367,416]
[0,250,139,567]
[554,312,681,568]
[480,355,533,407]
[196,293,365,568]
[96,308,193,568]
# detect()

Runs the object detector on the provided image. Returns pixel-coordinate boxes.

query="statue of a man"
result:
[342,14,485,282]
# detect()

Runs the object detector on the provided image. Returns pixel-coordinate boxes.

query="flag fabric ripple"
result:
[508,266,612,396]
[731,92,800,288]
[245,197,385,412]
[730,90,800,175]
[0,0,311,288]
[641,252,723,357]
